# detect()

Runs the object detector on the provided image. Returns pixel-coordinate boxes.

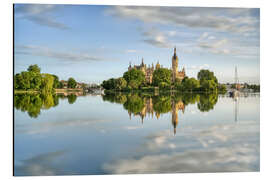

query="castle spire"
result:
[141,58,144,65]
[173,46,177,59]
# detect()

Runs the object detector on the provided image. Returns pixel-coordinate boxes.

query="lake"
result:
[14,92,260,176]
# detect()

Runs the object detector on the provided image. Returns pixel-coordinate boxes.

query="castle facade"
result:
[128,47,185,84]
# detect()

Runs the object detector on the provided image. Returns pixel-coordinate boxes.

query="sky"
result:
[14,4,260,84]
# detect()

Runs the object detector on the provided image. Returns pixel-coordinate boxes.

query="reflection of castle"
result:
[128,47,186,84]
[128,97,185,134]
[171,100,185,135]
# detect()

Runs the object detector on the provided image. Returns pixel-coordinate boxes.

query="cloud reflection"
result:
[103,122,259,174]
[15,150,67,176]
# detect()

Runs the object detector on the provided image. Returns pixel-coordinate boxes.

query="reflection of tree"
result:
[123,94,144,114]
[14,94,56,118]
[42,93,55,109]
[197,93,218,112]
[102,92,219,134]
[181,93,200,105]
[14,93,79,118]
[102,93,127,104]
[67,94,77,104]
[152,96,171,114]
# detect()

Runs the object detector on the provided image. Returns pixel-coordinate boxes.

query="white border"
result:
[1,0,269,180]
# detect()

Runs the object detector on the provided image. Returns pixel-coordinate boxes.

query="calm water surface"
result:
[14,93,260,175]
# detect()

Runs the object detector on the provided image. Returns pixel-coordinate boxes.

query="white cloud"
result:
[15,4,69,30]
[126,49,137,53]
[168,31,177,37]
[107,7,259,34]
[199,38,228,49]
[15,45,105,62]
[198,32,209,41]
[142,28,172,48]
[208,36,216,40]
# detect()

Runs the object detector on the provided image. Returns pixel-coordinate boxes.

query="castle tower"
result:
[172,47,179,82]
[128,61,132,71]
[156,61,160,69]
[141,58,145,66]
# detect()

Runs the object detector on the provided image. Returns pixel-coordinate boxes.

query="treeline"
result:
[14,65,78,93]
[245,84,260,92]
[101,68,227,93]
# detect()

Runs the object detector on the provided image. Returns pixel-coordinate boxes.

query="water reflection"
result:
[14,93,79,118]
[102,92,219,134]
[14,92,260,175]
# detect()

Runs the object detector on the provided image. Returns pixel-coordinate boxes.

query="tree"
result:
[52,75,60,88]
[27,64,41,74]
[115,77,127,90]
[41,74,55,94]
[123,69,145,87]
[197,69,218,84]
[101,78,117,90]
[129,80,140,89]
[181,77,200,92]
[67,78,77,88]
[158,82,170,90]
[200,79,218,92]
[152,68,172,86]
[31,73,42,90]
[218,84,227,93]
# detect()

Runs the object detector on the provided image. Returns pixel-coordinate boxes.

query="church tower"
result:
[172,47,179,82]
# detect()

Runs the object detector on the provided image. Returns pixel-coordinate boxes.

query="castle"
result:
[128,47,186,84]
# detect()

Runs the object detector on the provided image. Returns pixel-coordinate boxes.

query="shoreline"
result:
[14,88,84,94]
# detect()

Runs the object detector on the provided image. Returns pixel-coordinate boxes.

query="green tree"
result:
[197,69,218,84]
[101,78,117,90]
[41,74,55,94]
[52,75,60,88]
[200,79,218,92]
[14,73,23,89]
[115,77,127,90]
[181,77,200,92]
[218,84,227,94]
[158,82,170,90]
[27,64,41,74]
[152,68,172,86]
[128,80,140,89]
[123,69,145,87]
[67,78,77,88]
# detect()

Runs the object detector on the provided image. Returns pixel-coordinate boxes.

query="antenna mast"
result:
[235,66,238,85]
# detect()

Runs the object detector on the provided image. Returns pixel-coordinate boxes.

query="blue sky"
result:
[14,4,260,84]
